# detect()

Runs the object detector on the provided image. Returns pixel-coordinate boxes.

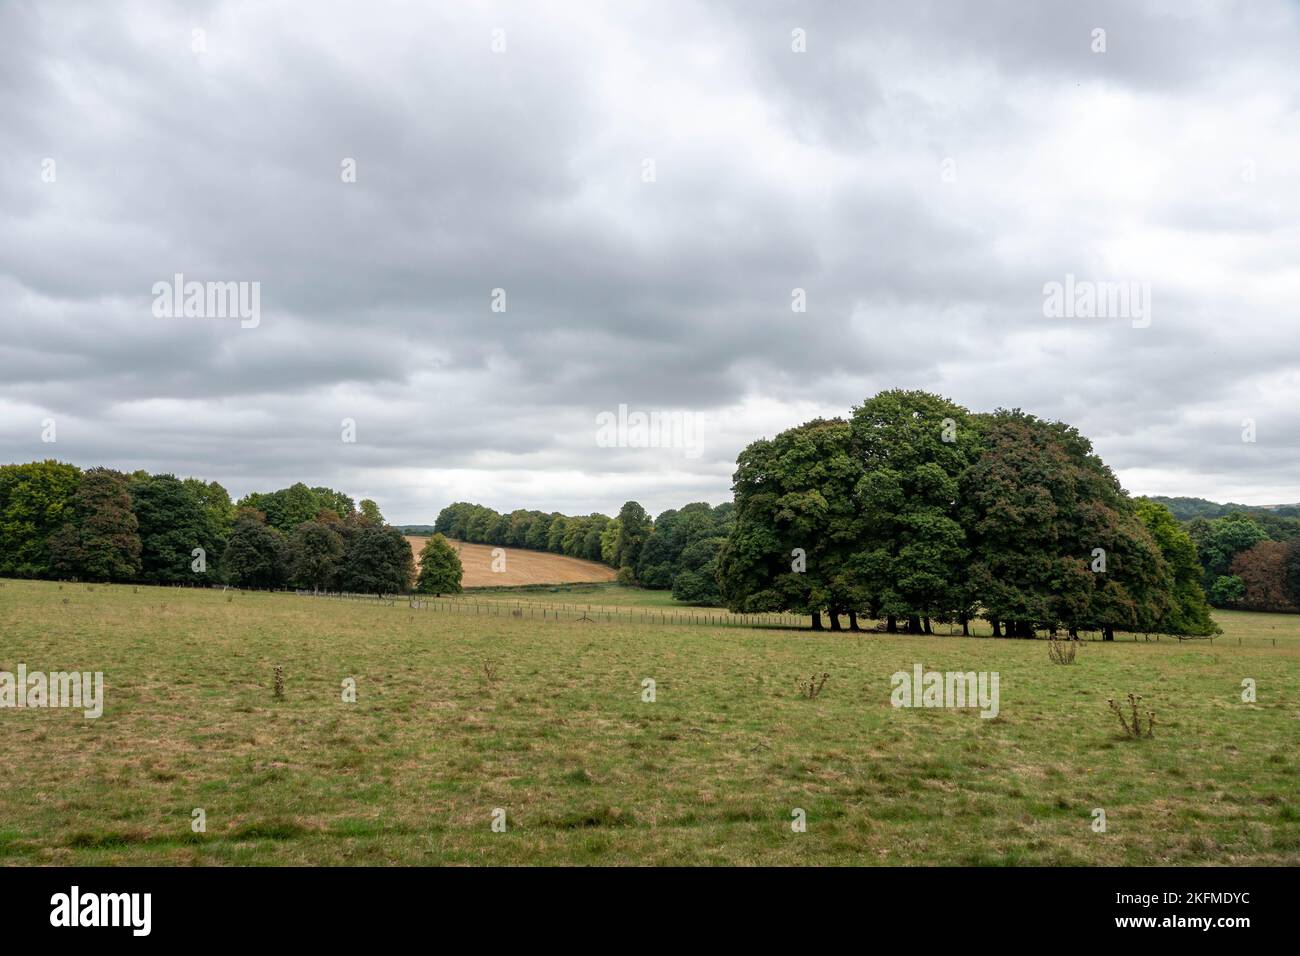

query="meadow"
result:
[0,578,1296,866]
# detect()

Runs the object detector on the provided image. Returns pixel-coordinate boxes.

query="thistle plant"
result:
[801,673,829,699]
[1108,693,1154,738]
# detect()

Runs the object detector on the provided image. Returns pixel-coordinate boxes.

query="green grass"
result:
[466,583,700,609]
[0,578,1296,865]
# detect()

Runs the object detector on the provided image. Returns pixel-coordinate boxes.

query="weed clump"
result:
[1108,693,1155,738]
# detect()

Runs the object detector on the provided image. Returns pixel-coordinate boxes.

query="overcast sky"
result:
[3,0,1298,523]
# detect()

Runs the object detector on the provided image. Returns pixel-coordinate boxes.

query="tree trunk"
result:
[886,615,897,634]
[811,611,824,631]
[1102,626,1114,642]
[923,616,933,635]
[907,615,922,634]
[1069,626,1079,640]
[829,609,842,632]
[991,618,1002,638]
[961,613,969,637]
[848,610,860,632]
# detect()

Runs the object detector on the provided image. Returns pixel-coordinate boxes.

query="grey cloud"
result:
[2,0,1298,521]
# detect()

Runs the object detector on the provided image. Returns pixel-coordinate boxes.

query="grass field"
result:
[1,577,1297,866]
[406,538,617,588]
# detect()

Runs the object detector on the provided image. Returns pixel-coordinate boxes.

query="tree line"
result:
[431,499,734,604]
[715,390,1219,639]
[0,464,415,594]
[1182,510,1300,613]
[4,391,1284,627]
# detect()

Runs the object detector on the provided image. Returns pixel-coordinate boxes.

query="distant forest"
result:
[1147,496,1300,522]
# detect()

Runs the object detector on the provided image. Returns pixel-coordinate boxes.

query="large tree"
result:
[47,468,142,582]
[960,411,1186,639]
[416,533,464,595]
[341,525,414,595]
[1231,540,1297,613]
[222,512,289,588]
[961,411,1079,637]
[613,501,652,572]
[131,473,220,584]
[850,391,977,633]
[0,460,82,578]
[287,520,346,591]
[718,418,861,629]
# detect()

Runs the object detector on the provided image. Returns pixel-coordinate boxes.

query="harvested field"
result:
[406,537,618,588]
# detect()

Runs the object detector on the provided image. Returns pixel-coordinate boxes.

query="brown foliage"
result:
[1231,540,1298,613]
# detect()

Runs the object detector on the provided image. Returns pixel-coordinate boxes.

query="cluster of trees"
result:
[627,502,733,603]
[1185,511,1300,612]
[716,390,1219,638]
[431,499,734,603]
[433,503,614,563]
[0,463,414,594]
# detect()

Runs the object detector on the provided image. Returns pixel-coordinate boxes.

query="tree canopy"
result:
[718,392,1220,637]
[416,533,464,595]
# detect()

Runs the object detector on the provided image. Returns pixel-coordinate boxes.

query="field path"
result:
[406,537,618,588]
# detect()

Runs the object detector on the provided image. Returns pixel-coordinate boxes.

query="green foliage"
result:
[131,473,221,584]
[341,525,414,595]
[718,417,861,625]
[1210,575,1245,606]
[614,501,652,570]
[0,461,402,594]
[416,533,463,595]
[358,498,384,526]
[222,514,289,589]
[183,478,236,542]
[1147,496,1243,521]
[47,468,142,582]
[238,484,356,534]
[671,537,726,604]
[0,460,82,577]
[1188,513,1270,591]
[852,392,976,629]
[1135,499,1218,635]
[287,521,345,591]
[718,391,1217,636]
[440,502,636,568]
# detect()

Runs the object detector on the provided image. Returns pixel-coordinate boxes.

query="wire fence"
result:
[396,594,806,629]
[11,579,1290,646]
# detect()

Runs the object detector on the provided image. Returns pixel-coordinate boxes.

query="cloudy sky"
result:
[3,0,1298,523]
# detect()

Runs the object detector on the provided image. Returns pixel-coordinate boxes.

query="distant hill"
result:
[396,524,436,535]
[1147,496,1300,521]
